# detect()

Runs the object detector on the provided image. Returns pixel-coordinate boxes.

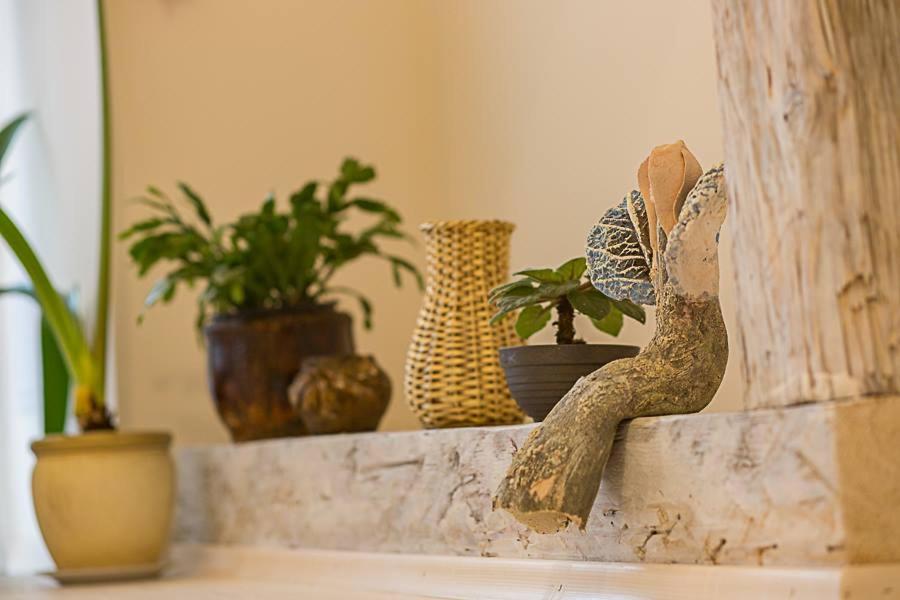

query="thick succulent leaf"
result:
[514,268,564,284]
[534,280,581,298]
[613,298,646,324]
[489,279,534,302]
[493,284,539,303]
[591,307,624,336]
[515,304,552,339]
[555,257,587,281]
[493,288,546,311]
[566,288,610,321]
[586,191,655,305]
[490,291,547,324]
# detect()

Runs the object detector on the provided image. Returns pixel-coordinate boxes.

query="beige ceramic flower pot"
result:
[31,431,174,570]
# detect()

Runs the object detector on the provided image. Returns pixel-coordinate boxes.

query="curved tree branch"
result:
[493,163,728,533]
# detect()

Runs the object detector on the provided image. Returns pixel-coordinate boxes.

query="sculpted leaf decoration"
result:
[585,190,655,306]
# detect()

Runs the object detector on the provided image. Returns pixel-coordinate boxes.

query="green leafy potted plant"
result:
[0,5,174,579]
[490,257,645,420]
[122,158,422,441]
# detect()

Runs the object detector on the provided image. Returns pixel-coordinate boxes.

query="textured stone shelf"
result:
[9,543,899,599]
[174,395,900,567]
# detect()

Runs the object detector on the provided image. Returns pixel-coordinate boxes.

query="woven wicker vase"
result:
[405,220,525,428]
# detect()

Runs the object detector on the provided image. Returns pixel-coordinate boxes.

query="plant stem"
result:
[555,296,578,345]
[92,0,112,406]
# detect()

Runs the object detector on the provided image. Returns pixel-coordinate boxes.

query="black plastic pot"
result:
[499,344,640,421]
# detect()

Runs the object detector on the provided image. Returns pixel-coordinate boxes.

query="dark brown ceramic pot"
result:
[204,304,354,442]
[499,344,639,422]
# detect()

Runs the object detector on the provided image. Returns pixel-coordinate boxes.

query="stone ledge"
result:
[8,544,900,599]
[174,395,900,566]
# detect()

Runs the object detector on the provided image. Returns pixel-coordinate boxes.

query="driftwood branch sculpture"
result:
[494,142,728,533]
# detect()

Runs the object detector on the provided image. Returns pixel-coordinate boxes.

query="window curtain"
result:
[0,0,103,575]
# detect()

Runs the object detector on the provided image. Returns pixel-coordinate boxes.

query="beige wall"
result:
[108,0,740,444]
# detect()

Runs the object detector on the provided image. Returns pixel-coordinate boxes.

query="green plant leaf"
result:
[124,157,418,332]
[177,182,212,226]
[290,182,319,214]
[340,158,376,184]
[118,217,172,239]
[567,288,611,321]
[0,206,94,391]
[613,298,646,324]
[494,287,545,309]
[0,285,72,433]
[493,284,538,303]
[387,255,424,290]
[327,286,373,329]
[0,285,35,300]
[535,280,581,298]
[513,268,564,284]
[349,197,400,222]
[145,185,167,198]
[490,292,547,324]
[41,316,70,434]
[591,307,623,336]
[490,278,579,325]
[144,276,177,307]
[228,281,245,304]
[489,279,534,302]
[515,304,551,339]
[135,195,174,214]
[0,113,29,170]
[555,257,587,281]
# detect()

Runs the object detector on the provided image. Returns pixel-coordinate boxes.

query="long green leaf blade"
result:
[0,285,72,432]
[0,113,29,169]
[177,182,213,226]
[0,206,93,386]
[41,317,70,434]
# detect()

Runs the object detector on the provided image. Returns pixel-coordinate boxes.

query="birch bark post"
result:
[710,0,900,409]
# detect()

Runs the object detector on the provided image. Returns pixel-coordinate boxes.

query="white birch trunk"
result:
[710,0,900,409]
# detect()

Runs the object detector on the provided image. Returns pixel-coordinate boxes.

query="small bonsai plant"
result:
[490,257,645,343]
[491,256,647,421]
[121,158,422,329]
